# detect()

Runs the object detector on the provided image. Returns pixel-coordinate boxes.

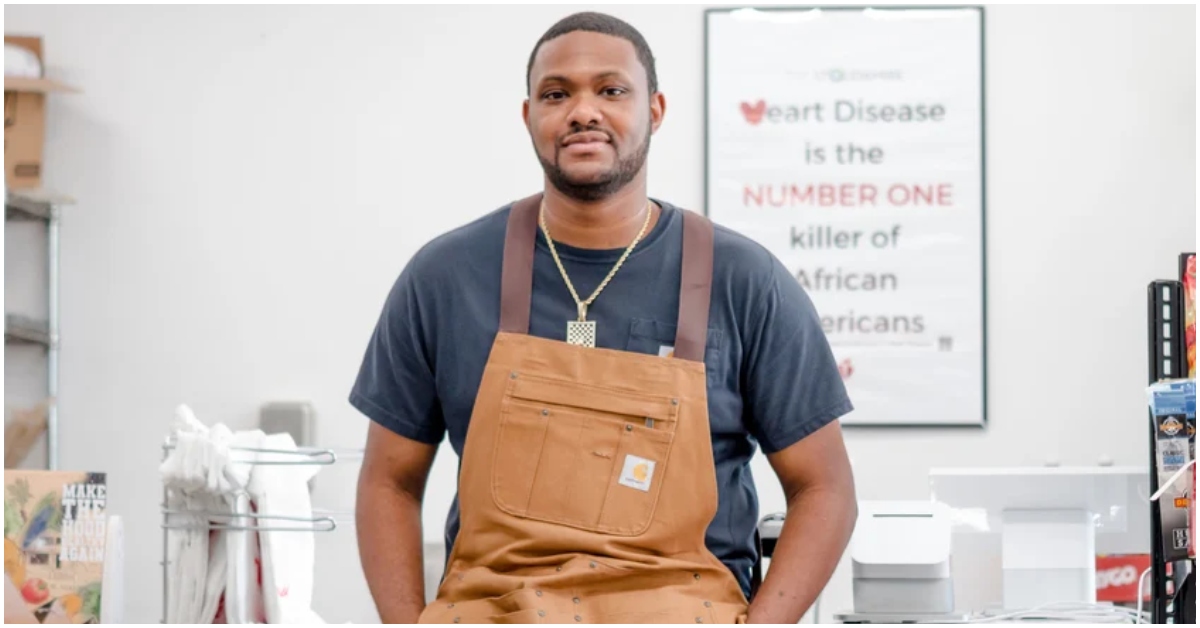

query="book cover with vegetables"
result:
[4,470,106,624]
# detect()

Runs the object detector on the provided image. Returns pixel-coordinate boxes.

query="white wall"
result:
[3,3,1194,624]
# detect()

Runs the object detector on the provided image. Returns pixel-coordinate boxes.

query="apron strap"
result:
[499,193,714,363]
[673,209,714,363]
[499,193,542,334]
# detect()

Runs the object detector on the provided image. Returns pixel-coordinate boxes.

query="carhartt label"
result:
[618,455,655,492]
[658,345,675,358]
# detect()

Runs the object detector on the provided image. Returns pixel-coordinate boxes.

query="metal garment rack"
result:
[159,440,359,624]
[4,189,70,469]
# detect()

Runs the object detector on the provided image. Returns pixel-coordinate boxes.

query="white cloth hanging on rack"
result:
[223,429,267,624]
[161,405,235,623]
[249,433,325,624]
[161,404,327,624]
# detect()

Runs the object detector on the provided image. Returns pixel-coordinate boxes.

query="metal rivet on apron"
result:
[556,566,563,572]
[448,603,455,608]
[542,409,549,416]
[453,619,460,624]
[625,424,633,431]
[696,617,704,623]
[704,601,712,608]
[575,616,582,622]
[538,610,546,617]
[693,573,701,580]
[510,371,518,379]
[535,590,543,597]
[573,597,581,604]
[589,561,597,568]
[671,398,678,405]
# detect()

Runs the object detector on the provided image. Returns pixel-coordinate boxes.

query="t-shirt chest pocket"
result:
[625,317,725,386]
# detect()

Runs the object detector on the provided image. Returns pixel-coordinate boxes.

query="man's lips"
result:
[562,131,611,147]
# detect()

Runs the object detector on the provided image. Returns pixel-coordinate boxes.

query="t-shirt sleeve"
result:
[349,261,446,445]
[742,254,854,455]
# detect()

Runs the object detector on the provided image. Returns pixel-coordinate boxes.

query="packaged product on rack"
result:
[1147,379,1196,561]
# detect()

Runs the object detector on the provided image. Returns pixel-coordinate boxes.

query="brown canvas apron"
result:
[417,194,750,624]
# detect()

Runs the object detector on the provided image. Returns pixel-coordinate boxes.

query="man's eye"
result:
[542,91,566,100]
[603,87,627,96]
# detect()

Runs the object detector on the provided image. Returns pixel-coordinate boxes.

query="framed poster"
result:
[705,6,987,427]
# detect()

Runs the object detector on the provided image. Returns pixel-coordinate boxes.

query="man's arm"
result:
[746,420,857,624]
[356,421,439,623]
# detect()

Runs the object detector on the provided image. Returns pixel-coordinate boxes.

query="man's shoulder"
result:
[708,218,782,288]
[412,203,512,266]
[689,210,810,325]
[657,201,777,277]
[397,202,514,293]
[383,202,514,304]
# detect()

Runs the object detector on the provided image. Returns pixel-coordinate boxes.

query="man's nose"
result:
[566,94,603,129]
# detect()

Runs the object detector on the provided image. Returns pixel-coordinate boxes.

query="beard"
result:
[537,125,651,202]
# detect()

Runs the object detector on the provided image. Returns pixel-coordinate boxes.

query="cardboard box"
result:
[4,35,77,190]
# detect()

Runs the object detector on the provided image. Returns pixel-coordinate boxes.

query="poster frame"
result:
[702,5,989,428]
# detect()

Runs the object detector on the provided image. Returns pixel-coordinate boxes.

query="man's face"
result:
[524,31,665,202]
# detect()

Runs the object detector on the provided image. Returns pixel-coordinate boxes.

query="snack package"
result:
[1147,380,1196,560]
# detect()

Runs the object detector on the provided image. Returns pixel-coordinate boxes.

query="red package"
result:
[1095,555,1152,603]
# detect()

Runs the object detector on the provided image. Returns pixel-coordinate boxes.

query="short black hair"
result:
[526,12,658,96]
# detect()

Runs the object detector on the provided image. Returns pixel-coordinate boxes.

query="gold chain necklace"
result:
[540,199,654,347]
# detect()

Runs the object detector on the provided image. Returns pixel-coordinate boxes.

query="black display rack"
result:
[1145,252,1196,624]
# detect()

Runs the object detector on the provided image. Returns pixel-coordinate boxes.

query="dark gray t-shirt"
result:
[350,199,853,596]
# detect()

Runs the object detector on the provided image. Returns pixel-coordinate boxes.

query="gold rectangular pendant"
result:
[566,320,597,348]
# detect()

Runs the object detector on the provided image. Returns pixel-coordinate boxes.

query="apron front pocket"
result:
[491,373,679,536]
[597,426,674,535]
[491,401,551,516]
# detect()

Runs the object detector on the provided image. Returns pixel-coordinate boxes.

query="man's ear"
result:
[650,91,666,134]
[522,99,531,132]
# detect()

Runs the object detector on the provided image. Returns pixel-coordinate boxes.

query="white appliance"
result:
[929,465,1150,612]
[850,500,955,615]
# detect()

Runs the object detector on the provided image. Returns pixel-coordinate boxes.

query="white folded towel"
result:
[249,433,325,624]
[160,404,327,624]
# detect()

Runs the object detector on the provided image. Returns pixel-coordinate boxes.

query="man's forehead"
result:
[530,31,642,85]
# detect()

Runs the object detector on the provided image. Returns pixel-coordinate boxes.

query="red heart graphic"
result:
[740,100,767,125]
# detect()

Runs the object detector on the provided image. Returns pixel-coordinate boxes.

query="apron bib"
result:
[418,194,750,624]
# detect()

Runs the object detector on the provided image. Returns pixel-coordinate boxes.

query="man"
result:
[352,11,857,624]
